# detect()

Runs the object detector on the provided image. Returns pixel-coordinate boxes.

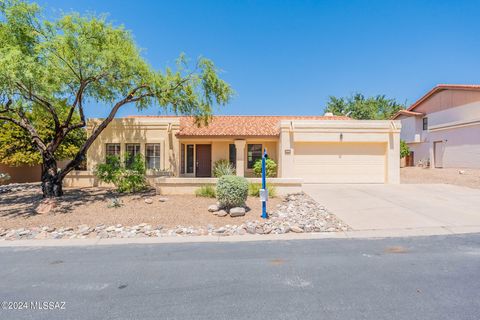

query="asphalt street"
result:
[1,234,480,320]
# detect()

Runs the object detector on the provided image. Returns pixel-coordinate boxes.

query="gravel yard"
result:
[0,184,349,240]
[401,167,480,189]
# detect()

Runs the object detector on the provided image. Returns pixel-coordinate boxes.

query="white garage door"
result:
[293,142,386,183]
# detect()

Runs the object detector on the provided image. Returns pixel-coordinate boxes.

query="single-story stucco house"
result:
[64,114,401,194]
[392,84,480,168]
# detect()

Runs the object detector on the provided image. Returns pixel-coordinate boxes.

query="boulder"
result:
[35,199,56,214]
[229,207,246,217]
[144,198,153,204]
[158,197,169,202]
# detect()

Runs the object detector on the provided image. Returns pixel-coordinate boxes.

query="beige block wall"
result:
[1,160,70,184]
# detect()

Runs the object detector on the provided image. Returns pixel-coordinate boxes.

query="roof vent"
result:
[324,112,334,117]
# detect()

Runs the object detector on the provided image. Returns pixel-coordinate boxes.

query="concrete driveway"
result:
[303,184,480,233]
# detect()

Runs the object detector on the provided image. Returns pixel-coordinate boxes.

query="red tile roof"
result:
[127,115,351,136]
[392,84,480,119]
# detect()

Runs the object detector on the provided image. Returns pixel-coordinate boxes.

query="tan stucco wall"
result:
[86,118,180,176]
[278,120,401,184]
[68,117,401,187]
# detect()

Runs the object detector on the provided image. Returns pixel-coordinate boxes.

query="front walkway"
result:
[304,183,480,233]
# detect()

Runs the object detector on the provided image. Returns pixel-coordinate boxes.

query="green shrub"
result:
[400,140,410,158]
[94,154,148,193]
[95,155,122,184]
[195,185,216,198]
[248,183,276,198]
[213,159,235,177]
[216,175,248,208]
[253,158,277,177]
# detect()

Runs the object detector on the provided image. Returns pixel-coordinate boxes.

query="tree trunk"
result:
[41,158,63,198]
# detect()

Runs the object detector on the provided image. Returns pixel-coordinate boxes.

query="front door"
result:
[434,141,444,168]
[195,144,212,177]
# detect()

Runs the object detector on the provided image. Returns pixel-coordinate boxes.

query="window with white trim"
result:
[125,143,140,167]
[106,143,121,159]
[145,144,160,170]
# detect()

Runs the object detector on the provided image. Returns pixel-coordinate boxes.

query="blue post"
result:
[261,148,268,219]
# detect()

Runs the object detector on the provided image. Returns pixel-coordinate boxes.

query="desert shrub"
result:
[248,183,276,198]
[0,172,11,183]
[213,159,235,177]
[195,185,216,198]
[216,175,248,208]
[107,197,123,208]
[400,140,410,159]
[94,154,147,193]
[253,158,277,177]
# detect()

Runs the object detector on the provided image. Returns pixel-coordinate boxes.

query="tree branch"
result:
[15,82,61,130]
[60,85,153,179]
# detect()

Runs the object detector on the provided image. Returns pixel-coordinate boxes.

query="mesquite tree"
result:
[0,0,233,197]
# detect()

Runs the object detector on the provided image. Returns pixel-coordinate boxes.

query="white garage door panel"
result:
[294,142,386,183]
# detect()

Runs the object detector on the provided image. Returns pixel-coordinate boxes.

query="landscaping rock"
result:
[290,225,304,233]
[0,191,350,241]
[208,204,220,212]
[229,207,246,217]
[158,197,169,202]
[35,199,56,214]
[216,210,228,217]
[144,198,153,204]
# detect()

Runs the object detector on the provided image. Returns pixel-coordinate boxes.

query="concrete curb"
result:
[1,226,480,247]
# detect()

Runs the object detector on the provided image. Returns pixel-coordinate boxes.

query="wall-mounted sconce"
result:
[340,133,343,141]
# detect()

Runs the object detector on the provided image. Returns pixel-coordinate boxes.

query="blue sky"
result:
[36,0,480,118]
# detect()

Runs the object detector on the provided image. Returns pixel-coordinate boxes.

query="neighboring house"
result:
[393,84,480,168]
[65,115,401,192]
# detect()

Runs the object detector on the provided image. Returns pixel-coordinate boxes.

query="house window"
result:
[145,144,160,170]
[247,144,262,169]
[423,117,428,130]
[106,143,121,160]
[229,144,236,168]
[125,143,140,167]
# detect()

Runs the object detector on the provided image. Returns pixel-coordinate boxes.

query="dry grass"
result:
[401,167,480,189]
[0,187,283,230]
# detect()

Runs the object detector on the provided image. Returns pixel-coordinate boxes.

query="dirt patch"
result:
[401,167,480,189]
[0,187,282,230]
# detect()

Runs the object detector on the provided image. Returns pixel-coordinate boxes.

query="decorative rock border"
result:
[0,193,350,241]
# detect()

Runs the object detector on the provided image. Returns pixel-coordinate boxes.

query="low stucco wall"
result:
[0,160,70,185]
[63,172,303,195]
[155,177,302,195]
[63,170,163,188]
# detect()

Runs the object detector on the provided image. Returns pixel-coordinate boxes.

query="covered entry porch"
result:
[178,138,279,178]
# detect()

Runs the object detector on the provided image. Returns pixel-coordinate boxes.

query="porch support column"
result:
[234,140,246,177]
